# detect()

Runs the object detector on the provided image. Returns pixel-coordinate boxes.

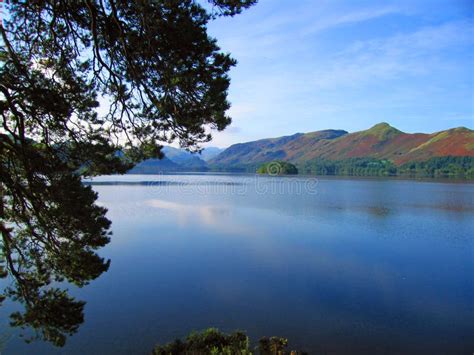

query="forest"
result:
[297,156,474,178]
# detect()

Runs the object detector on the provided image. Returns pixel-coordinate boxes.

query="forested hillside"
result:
[209,123,474,177]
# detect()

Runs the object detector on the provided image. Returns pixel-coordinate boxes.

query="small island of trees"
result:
[257,161,298,175]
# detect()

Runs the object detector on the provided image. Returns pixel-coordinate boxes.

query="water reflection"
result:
[1,174,473,354]
[147,199,228,226]
[1,173,111,347]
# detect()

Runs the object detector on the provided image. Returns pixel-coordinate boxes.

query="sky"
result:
[204,0,474,148]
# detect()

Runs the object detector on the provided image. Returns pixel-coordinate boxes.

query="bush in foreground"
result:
[152,328,306,355]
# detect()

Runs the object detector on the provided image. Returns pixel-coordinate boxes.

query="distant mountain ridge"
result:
[210,123,474,169]
[128,146,221,173]
[128,123,474,176]
[161,146,207,169]
[199,147,224,161]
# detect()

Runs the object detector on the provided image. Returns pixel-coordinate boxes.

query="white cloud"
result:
[310,20,474,89]
[207,2,474,141]
[302,6,402,35]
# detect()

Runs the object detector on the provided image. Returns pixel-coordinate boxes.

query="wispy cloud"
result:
[302,6,402,35]
[311,20,474,88]
[207,1,474,144]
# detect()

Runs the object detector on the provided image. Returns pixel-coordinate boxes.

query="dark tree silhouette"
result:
[0,0,256,346]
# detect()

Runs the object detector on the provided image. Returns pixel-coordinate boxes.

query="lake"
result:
[1,174,473,354]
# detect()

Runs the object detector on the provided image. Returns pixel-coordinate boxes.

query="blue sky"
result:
[204,0,474,147]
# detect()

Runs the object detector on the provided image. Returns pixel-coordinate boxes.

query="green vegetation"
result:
[299,156,474,178]
[257,161,298,175]
[409,131,450,152]
[211,156,474,179]
[361,122,402,140]
[398,156,474,178]
[152,328,306,355]
[210,163,262,173]
[209,123,474,173]
[0,0,255,347]
[299,158,397,176]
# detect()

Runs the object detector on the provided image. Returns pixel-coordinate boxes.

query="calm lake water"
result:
[1,174,473,354]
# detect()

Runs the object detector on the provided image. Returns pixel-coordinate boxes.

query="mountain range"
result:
[209,123,474,169]
[129,123,474,174]
[128,146,222,173]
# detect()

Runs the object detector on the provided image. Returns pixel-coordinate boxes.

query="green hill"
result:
[209,123,474,178]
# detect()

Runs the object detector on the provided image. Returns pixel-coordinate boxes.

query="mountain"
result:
[161,146,208,169]
[211,130,346,167]
[199,147,224,161]
[128,156,182,173]
[127,124,473,175]
[210,123,474,170]
[298,123,473,165]
[129,146,208,173]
